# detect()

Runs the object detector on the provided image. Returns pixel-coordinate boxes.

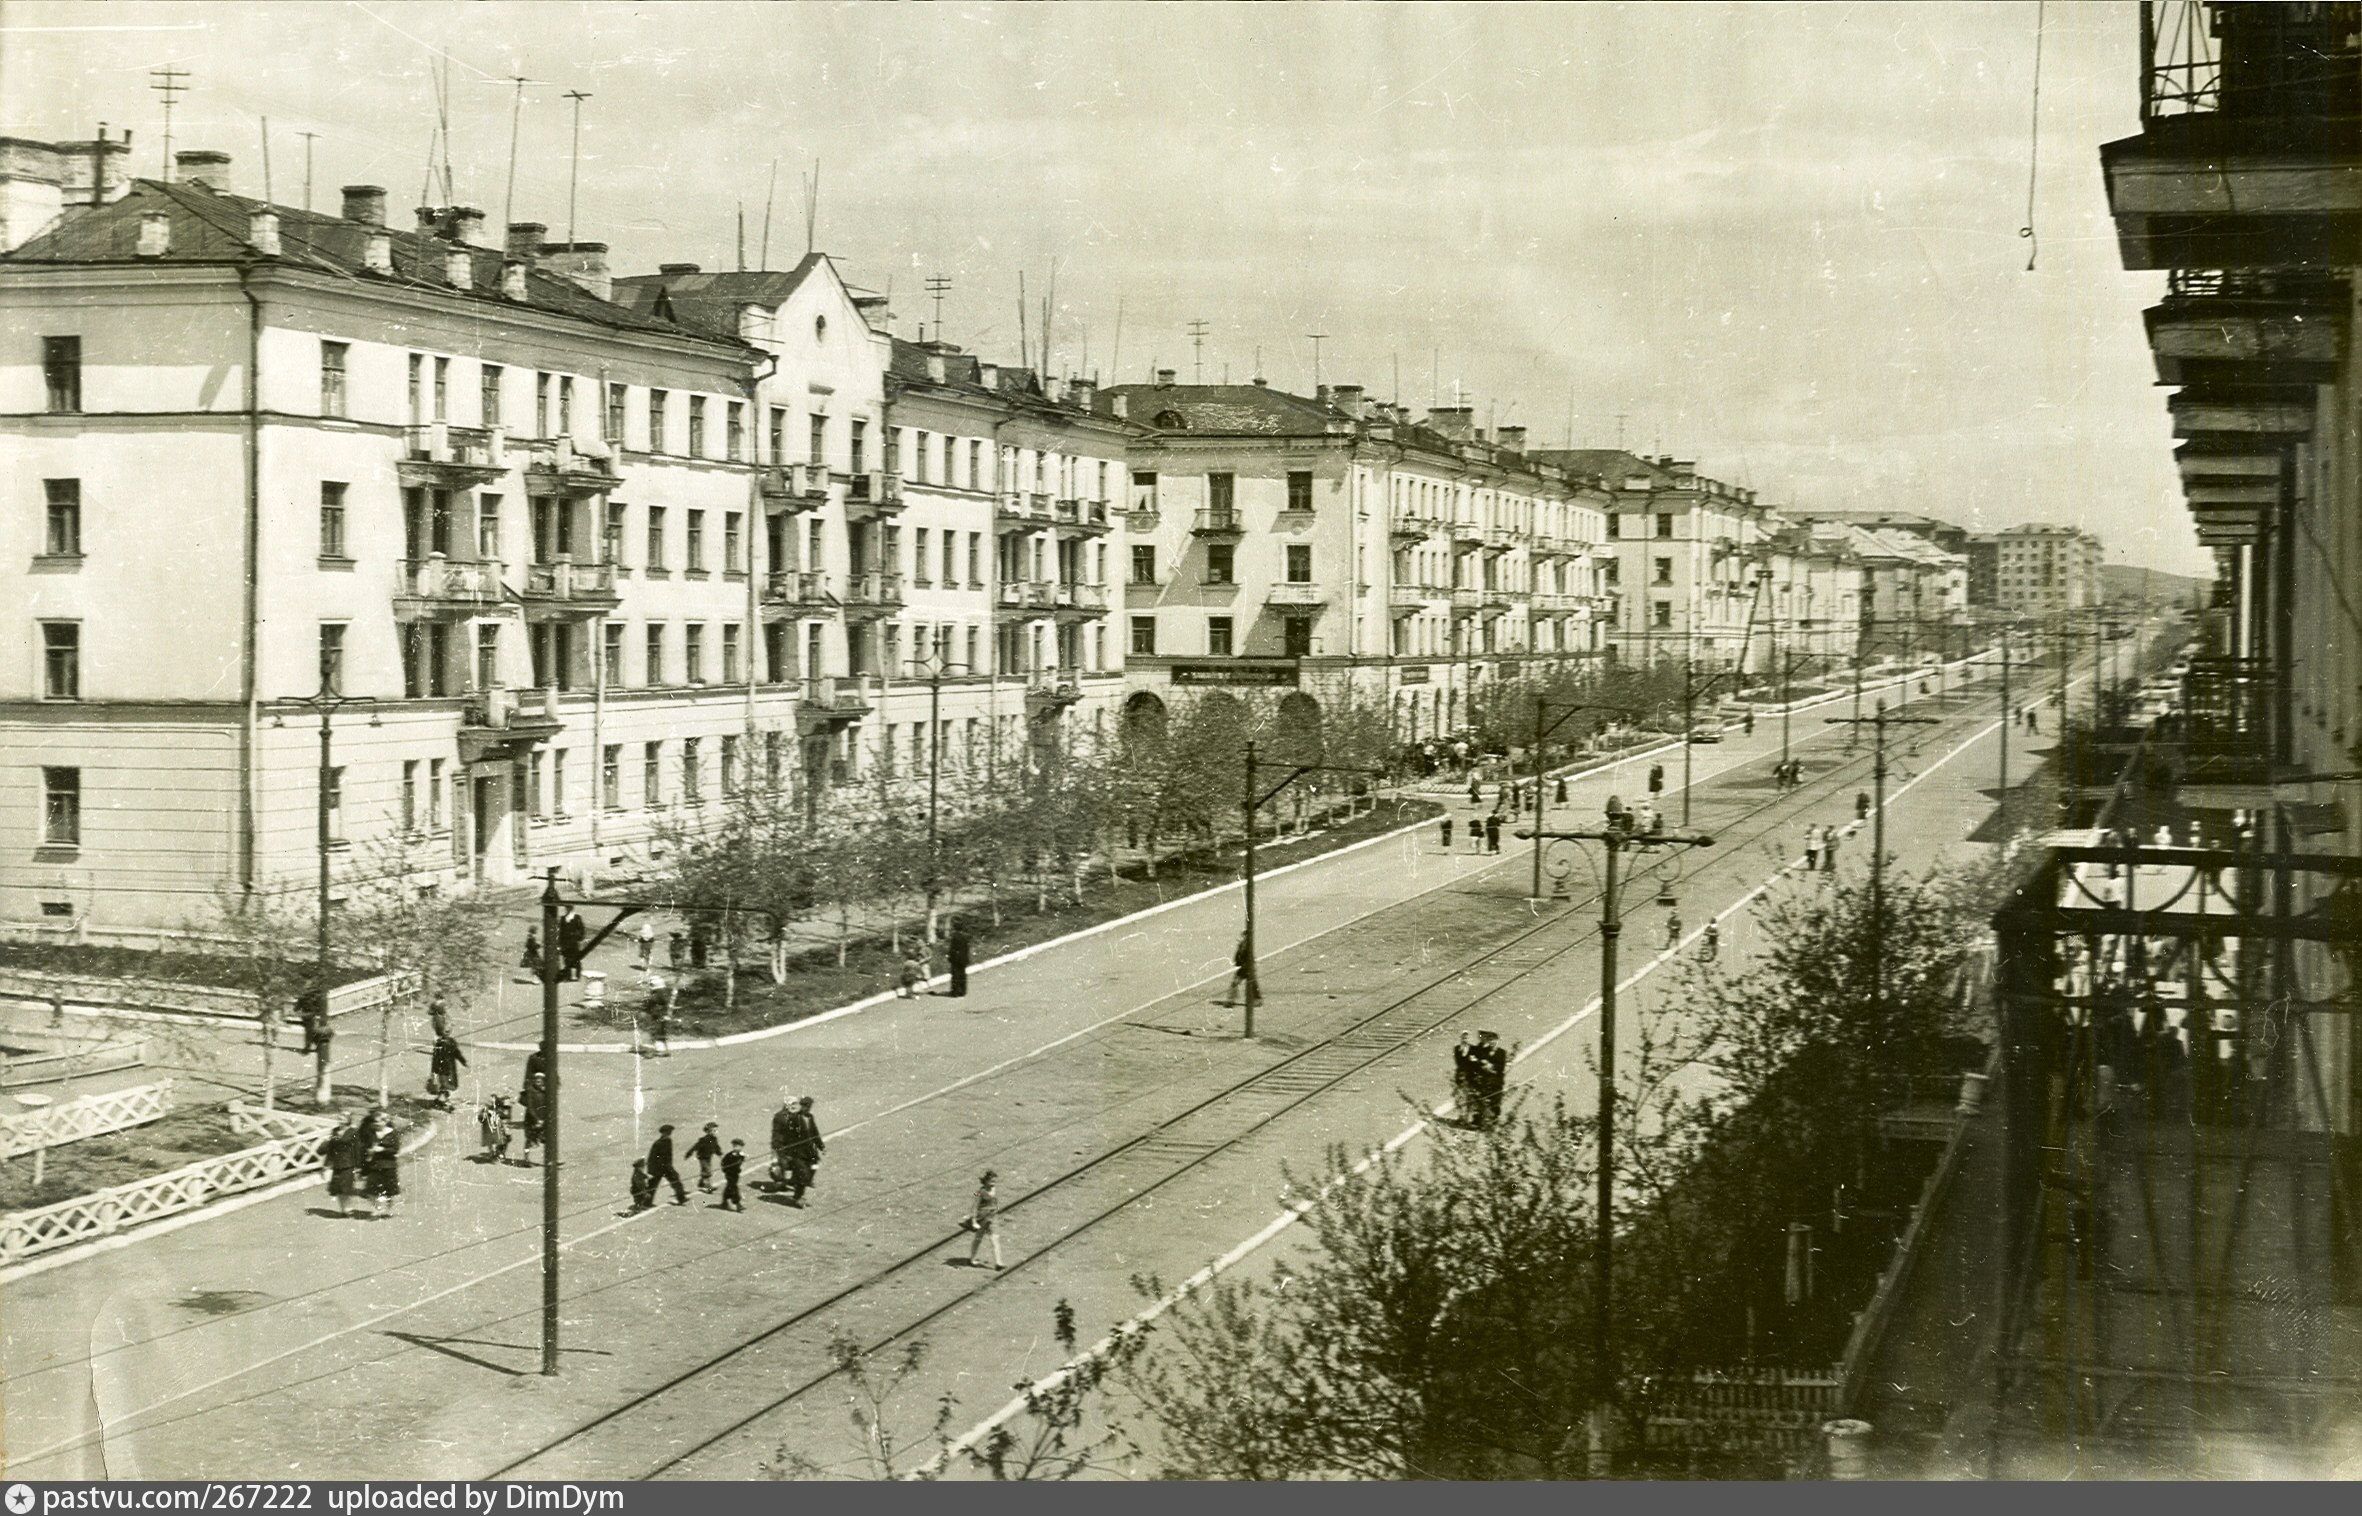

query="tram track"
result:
[483,668,2042,1480]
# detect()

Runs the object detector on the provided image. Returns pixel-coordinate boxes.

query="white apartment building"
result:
[1995,522,2102,618]
[1102,377,1608,743]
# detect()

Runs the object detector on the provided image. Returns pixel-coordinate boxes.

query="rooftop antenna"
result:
[148,65,189,180]
[1430,347,1438,408]
[1109,296,1124,380]
[1307,332,1328,388]
[759,159,778,267]
[803,159,819,255]
[1392,351,1400,405]
[1018,271,1029,372]
[925,275,953,341]
[299,131,318,212]
[563,89,591,242]
[1187,319,1210,383]
[259,116,272,201]
[736,201,745,271]
[493,75,549,238]
[1615,412,1630,450]
[1564,384,1575,448]
[1253,344,1262,380]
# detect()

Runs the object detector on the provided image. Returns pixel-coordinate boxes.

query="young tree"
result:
[189,886,318,1112]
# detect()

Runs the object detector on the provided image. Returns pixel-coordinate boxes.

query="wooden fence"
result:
[1,1105,337,1266]
[0,1080,173,1158]
[1644,1366,1842,1462]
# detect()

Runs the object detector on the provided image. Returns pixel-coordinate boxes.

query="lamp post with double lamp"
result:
[1516,796,1712,1474]
[1236,741,1385,1039]
[287,676,374,1108]
[906,652,971,940]
[1527,700,1631,903]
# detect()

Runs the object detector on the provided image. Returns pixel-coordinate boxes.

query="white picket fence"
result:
[1,1102,338,1266]
[0,1080,174,1159]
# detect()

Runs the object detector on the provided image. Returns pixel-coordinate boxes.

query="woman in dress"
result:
[363,1108,403,1217]
[425,1032,467,1110]
[323,1115,360,1216]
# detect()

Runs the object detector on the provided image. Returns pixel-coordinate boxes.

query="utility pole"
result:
[911,654,967,938]
[1518,798,1713,1475]
[290,681,366,1108]
[300,131,318,213]
[1823,700,1936,1108]
[1528,701,1628,902]
[925,275,953,342]
[563,90,592,243]
[537,869,562,1375]
[1238,741,1381,1039]
[149,65,190,179]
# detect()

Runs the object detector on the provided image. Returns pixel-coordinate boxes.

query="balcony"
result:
[1481,525,1514,551]
[1190,508,1245,538]
[1449,518,1484,546]
[393,556,502,618]
[1054,498,1112,536]
[997,491,1048,528]
[1388,585,1433,612]
[518,558,619,616]
[1266,581,1328,608]
[2102,3,2361,269]
[458,684,561,762]
[518,436,620,497]
[1025,680,1084,716]
[845,470,906,518]
[839,571,904,617]
[2145,274,2344,389]
[995,580,1056,618]
[795,674,875,730]
[2167,389,2316,445]
[1055,582,1111,617]
[1449,587,1483,614]
[760,568,836,616]
[759,462,831,511]
[1389,511,1432,544]
[398,423,506,488]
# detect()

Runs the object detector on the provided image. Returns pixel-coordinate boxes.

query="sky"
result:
[1,1,2203,573]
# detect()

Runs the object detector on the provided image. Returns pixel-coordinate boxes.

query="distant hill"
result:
[2102,564,2210,606]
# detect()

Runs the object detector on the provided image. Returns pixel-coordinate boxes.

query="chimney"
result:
[361,229,392,274]
[659,262,700,277]
[538,242,611,301]
[1066,376,1096,410]
[447,207,486,246]
[445,247,474,287]
[1314,383,1330,404]
[1497,425,1527,453]
[504,221,546,261]
[136,209,172,258]
[1331,383,1366,419]
[341,185,387,226]
[501,261,529,301]
[925,353,947,383]
[248,209,281,256]
[1426,405,1473,439]
[1110,394,1129,420]
[1156,368,1177,387]
[0,138,64,252]
[174,150,229,192]
[979,363,999,388]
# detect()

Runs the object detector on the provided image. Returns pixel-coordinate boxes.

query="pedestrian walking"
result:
[628,1160,656,1213]
[1855,790,1871,822]
[635,920,656,972]
[1803,827,1822,871]
[647,1124,689,1206]
[1440,816,1455,850]
[965,1170,1004,1270]
[642,978,676,1057]
[1484,812,1502,854]
[362,1109,402,1218]
[428,996,452,1042]
[690,1122,723,1192]
[425,1032,466,1110]
[1451,1031,1478,1120]
[1648,762,1665,797]
[1220,931,1259,1009]
[558,907,587,983]
[1699,922,1720,963]
[1555,777,1568,804]
[1664,909,1683,951]
[1469,776,1483,806]
[478,1095,513,1165]
[774,1096,825,1206]
[1469,1030,1510,1130]
[323,1114,360,1216]
[520,928,545,982]
[2027,709,2039,734]
[1821,824,1840,873]
[519,1072,548,1166]
[947,919,971,998]
[719,1139,747,1211]
[897,941,929,999]
[1744,710,1756,736]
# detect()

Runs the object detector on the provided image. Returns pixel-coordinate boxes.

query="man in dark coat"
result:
[1484,812,1502,854]
[689,1122,723,1191]
[946,920,972,998]
[646,1123,689,1205]
[558,908,588,982]
[1648,762,1665,797]
[777,1097,825,1206]
[1470,1030,1511,1130]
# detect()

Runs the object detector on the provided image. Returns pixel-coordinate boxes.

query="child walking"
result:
[629,1159,656,1213]
[966,1169,1004,1270]
[719,1139,747,1212]
[690,1122,723,1192]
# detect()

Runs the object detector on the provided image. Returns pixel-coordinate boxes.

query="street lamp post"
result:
[1528,700,1630,901]
[1518,799,1713,1474]
[1239,740,1382,1039]
[907,654,971,939]
[288,680,370,1109]
[1825,700,1936,1104]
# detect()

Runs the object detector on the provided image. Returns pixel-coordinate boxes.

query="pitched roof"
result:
[1,178,725,342]
[610,256,831,336]
[1525,449,1676,487]
[1100,382,1340,437]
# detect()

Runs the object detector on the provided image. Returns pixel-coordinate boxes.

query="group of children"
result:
[630,1121,749,1213]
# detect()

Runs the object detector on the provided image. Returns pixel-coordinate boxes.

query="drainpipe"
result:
[237,264,265,893]
[590,368,607,866]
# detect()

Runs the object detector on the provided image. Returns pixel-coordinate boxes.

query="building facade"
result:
[1992,522,2101,618]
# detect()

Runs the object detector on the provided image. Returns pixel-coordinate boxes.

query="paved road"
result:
[0,651,2074,1479]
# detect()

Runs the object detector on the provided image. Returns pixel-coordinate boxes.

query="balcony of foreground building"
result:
[1266,581,1329,609]
[1052,497,1112,536]
[398,423,507,489]
[518,558,620,617]
[393,555,503,618]
[1388,584,1436,612]
[1025,679,1085,717]
[2145,271,2345,390]
[1448,587,1483,615]
[2175,652,2279,785]
[995,579,1056,618]
[1190,507,1245,538]
[844,470,905,519]
[839,571,905,617]
[1389,510,1434,544]
[760,568,836,617]
[2168,387,2318,447]
[1053,581,1111,618]
[458,683,562,763]
[516,436,621,498]
[758,462,832,511]
[996,491,1049,529]
[795,673,876,731]
[2101,2,2361,270]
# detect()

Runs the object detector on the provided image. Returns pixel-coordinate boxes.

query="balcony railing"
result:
[762,568,835,608]
[1388,585,1431,610]
[1449,587,1483,610]
[1191,508,1244,536]
[799,674,877,716]
[521,559,618,602]
[997,491,1047,526]
[1057,582,1111,612]
[997,580,1056,612]
[517,436,621,495]
[1450,518,1484,544]
[846,470,905,513]
[2139,1,2359,125]
[463,684,561,734]
[1267,582,1328,606]
[760,462,831,507]
[839,571,905,610]
[1390,511,1432,540]
[396,556,502,610]
[403,422,503,468]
